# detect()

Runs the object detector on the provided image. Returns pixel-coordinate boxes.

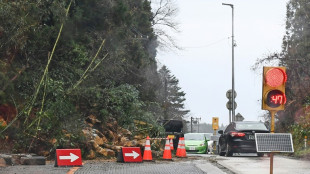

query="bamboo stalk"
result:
[25,0,73,123]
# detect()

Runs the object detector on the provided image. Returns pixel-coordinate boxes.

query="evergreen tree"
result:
[158,66,189,120]
[253,0,310,134]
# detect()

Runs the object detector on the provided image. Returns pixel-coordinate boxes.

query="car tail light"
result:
[230,132,245,137]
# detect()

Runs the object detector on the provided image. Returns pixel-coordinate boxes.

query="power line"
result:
[183,37,231,49]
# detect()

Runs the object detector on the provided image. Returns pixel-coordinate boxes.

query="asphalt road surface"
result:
[0,153,309,174]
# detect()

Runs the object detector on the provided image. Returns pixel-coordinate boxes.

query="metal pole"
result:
[191,117,193,133]
[270,110,276,174]
[222,3,235,121]
[197,118,199,133]
[231,5,235,121]
[229,110,231,124]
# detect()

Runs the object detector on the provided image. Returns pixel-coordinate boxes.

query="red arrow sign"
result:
[56,149,82,166]
[122,147,142,162]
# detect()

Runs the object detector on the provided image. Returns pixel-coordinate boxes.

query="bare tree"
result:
[150,0,181,51]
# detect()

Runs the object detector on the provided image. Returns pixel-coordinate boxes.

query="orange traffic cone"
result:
[176,137,181,156]
[170,138,174,151]
[143,136,153,161]
[163,136,172,160]
[177,137,187,158]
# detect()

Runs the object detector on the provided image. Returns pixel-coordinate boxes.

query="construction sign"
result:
[212,117,219,130]
[122,147,142,163]
[55,149,82,167]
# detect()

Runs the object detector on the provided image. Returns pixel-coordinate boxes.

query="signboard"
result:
[168,135,175,139]
[56,149,82,166]
[212,117,219,130]
[122,147,142,162]
[255,133,294,152]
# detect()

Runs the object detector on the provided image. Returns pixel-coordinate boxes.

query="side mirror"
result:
[218,130,223,134]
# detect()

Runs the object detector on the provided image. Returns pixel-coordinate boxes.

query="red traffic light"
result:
[265,68,287,87]
[266,90,286,108]
[262,67,287,111]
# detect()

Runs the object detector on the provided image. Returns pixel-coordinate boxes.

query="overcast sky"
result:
[155,0,289,126]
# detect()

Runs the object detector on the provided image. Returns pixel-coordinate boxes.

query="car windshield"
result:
[235,122,268,131]
[185,134,205,140]
[204,133,211,140]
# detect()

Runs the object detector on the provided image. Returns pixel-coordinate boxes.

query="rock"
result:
[82,128,92,137]
[124,140,137,147]
[0,154,12,166]
[11,154,26,165]
[0,158,6,167]
[119,137,129,146]
[96,147,108,156]
[91,140,99,149]
[115,146,122,151]
[118,127,132,136]
[136,140,145,147]
[20,156,46,165]
[106,149,115,157]
[134,135,144,140]
[94,135,104,145]
[106,130,116,141]
[38,151,50,157]
[86,150,96,159]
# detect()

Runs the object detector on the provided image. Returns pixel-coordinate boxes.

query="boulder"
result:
[118,127,132,136]
[20,156,46,165]
[0,158,6,167]
[94,135,104,145]
[86,150,96,159]
[119,137,129,146]
[133,135,144,140]
[96,147,115,157]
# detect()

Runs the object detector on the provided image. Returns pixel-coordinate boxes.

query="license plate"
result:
[189,147,195,150]
[249,135,255,140]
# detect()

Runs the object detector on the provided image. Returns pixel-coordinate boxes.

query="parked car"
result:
[184,133,209,154]
[217,121,270,157]
[203,133,214,153]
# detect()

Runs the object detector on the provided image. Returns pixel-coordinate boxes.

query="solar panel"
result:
[255,133,294,152]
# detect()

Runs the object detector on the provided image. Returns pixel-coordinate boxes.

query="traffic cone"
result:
[176,137,181,156]
[177,137,187,158]
[143,136,153,161]
[163,136,172,160]
[170,138,174,151]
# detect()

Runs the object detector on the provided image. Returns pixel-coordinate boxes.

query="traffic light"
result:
[212,117,219,130]
[262,67,287,110]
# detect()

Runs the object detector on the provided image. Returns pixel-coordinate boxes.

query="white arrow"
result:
[59,153,79,162]
[124,151,139,159]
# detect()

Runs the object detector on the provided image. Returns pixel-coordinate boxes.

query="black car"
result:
[217,121,270,157]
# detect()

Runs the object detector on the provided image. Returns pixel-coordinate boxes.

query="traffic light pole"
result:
[269,110,276,174]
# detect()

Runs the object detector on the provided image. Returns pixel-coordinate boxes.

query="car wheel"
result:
[257,153,264,157]
[225,144,233,157]
[218,145,225,156]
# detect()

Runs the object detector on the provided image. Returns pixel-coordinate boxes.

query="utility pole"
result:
[190,117,201,133]
[191,117,193,133]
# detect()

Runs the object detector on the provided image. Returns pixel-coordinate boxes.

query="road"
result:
[0,153,309,174]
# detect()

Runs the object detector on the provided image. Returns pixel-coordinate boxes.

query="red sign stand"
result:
[122,147,142,162]
[55,149,82,167]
